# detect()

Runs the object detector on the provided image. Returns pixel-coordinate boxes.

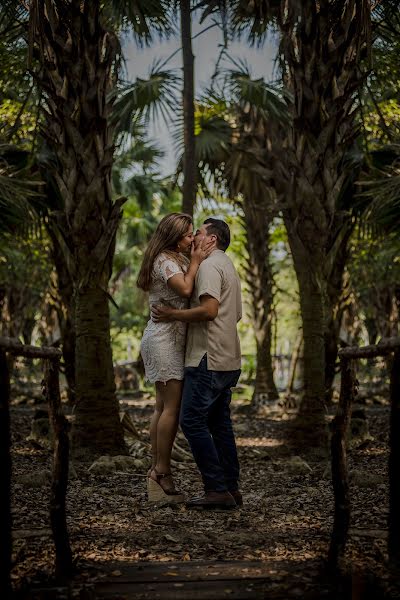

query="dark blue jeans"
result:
[180,354,241,493]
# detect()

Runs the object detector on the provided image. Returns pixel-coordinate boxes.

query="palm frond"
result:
[0,0,28,42]
[112,61,180,137]
[114,138,164,172]
[359,176,400,232]
[195,108,232,164]
[172,95,232,186]
[224,62,290,124]
[356,145,400,233]
[123,174,160,211]
[0,144,43,233]
[372,0,400,45]
[106,0,174,45]
[229,0,279,47]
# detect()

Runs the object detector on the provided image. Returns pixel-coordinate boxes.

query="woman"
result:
[137,213,213,503]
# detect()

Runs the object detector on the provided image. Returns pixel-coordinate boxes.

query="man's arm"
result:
[151,295,219,323]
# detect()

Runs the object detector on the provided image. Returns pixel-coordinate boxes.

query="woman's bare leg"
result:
[152,379,183,493]
[149,389,164,472]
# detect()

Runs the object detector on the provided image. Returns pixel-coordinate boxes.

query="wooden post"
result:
[328,356,356,567]
[44,357,73,578]
[389,348,400,565]
[0,338,72,581]
[0,348,12,597]
[327,338,400,568]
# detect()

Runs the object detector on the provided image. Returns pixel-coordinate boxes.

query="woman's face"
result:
[178,224,194,253]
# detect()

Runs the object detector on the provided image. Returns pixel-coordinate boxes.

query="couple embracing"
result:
[137,214,242,510]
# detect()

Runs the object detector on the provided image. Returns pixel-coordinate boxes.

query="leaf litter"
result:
[8,396,400,597]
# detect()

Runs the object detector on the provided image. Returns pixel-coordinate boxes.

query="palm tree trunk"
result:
[73,286,123,455]
[180,0,196,217]
[297,275,326,420]
[282,221,328,447]
[253,326,278,404]
[272,0,371,449]
[30,1,125,458]
[242,203,279,406]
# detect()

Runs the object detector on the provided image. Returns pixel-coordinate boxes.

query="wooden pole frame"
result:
[328,336,400,568]
[0,337,73,588]
[0,348,12,598]
[328,356,356,566]
[389,348,400,565]
[44,357,73,577]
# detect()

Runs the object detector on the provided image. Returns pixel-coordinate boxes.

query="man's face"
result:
[194,223,216,247]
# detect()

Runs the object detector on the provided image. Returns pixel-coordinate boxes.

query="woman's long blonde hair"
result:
[137,213,192,291]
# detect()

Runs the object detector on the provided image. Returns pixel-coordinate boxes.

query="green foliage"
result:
[363,99,400,146]
[110,135,183,360]
[0,143,44,234]
[0,100,37,145]
[348,229,400,342]
[0,230,52,341]
[105,0,174,44]
[269,219,301,354]
[112,63,180,137]
[0,0,398,380]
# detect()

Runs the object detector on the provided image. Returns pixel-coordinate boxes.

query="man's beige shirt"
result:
[185,249,242,371]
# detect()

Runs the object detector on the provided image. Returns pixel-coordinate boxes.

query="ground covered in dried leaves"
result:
[9,388,400,598]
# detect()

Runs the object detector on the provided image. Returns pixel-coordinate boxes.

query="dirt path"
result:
[9,396,400,598]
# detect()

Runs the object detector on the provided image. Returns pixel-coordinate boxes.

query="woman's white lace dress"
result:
[140,253,189,384]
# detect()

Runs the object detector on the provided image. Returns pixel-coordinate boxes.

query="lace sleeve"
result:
[154,254,184,284]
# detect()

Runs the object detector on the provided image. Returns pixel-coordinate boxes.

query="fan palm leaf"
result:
[372,0,400,45]
[358,144,400,232]
[224,60,290,122]
[112,62,180,136]
[174,69,288,198]
[0,143,43,233]
[229,0,280,46]
[0,0,28,42]
[105,0,174,44]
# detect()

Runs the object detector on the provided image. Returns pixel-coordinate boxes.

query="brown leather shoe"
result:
[229,490,243,506]
[186,491,237,510]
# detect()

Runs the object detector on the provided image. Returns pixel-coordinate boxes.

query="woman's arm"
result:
[167,239,215,298]
[151,295,219,322]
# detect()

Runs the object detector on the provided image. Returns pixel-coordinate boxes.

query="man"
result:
[151,218,242,509]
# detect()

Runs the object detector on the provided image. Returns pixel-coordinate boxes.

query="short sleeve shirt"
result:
[185,249,242,371]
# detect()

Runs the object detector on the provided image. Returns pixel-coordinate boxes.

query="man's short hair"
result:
[204,218,230,251]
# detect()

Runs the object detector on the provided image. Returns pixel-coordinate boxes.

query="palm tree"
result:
[1,0,176,422]
[191,69,289,406]
[277,1,371,446]
[230,1,371,446]
[222,70,286,405]
[28,1,128,456]
[27,0,183,457]
[323,0,400,400]
[120,1,215,217]
[323,152,364,402]
[202,107,280,405]
[180,0,196,216]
